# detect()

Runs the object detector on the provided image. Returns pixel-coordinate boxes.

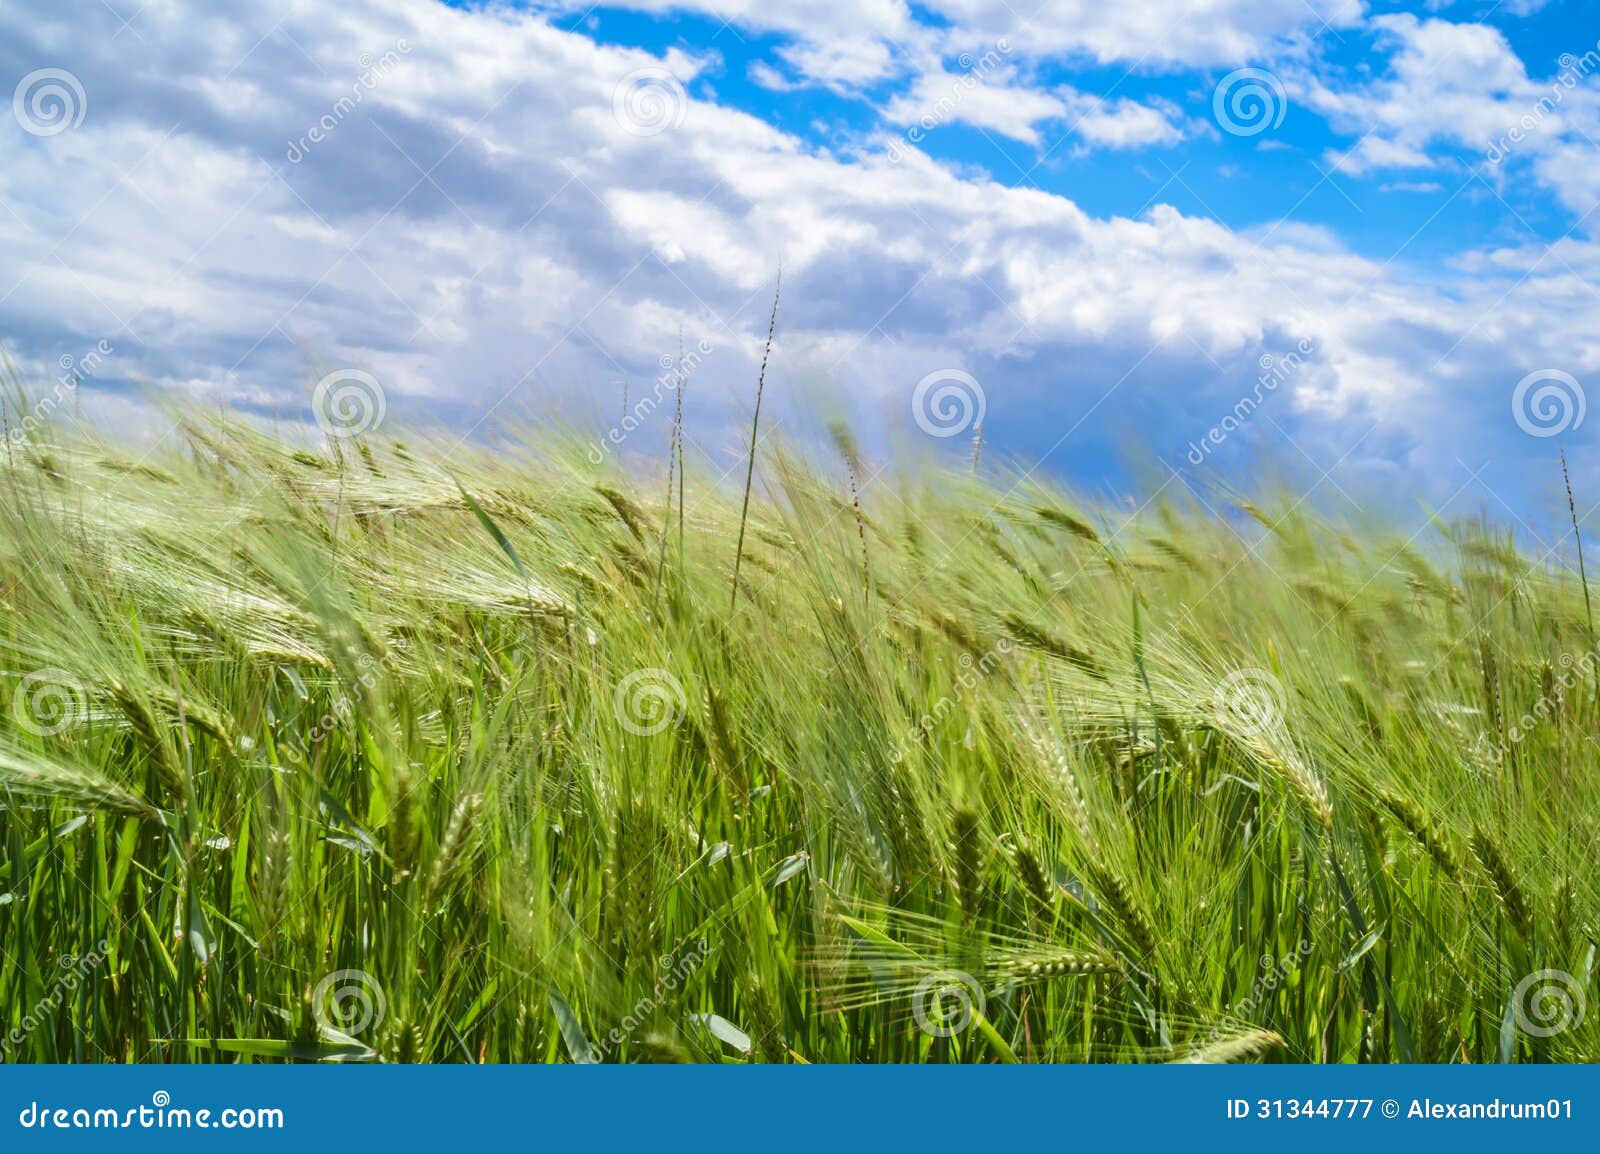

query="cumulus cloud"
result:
[880,58,1187,151]
[558,0,1351,162]
[1058,91,1188,149]
[1301,15,1600,215]
[562,0,1365,79]
[0,0,1595,515]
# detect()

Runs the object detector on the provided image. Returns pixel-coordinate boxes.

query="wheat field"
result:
[0,398,1594,1064]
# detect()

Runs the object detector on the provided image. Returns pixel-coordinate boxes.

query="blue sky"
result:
[2,0,1600,537]
[566,0,1580,258]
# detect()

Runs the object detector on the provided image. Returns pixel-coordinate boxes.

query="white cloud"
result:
[556,0,915,88]
[880,51,1188,150]
[560,0,1355,161]
[1301,15,1600,215]
[882,65,1070,147]
[0,0,1595,509]
[924,0,1364,68]
[1059,91,1187,149]
[776,38,899,90]
[571,0,1366,82]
